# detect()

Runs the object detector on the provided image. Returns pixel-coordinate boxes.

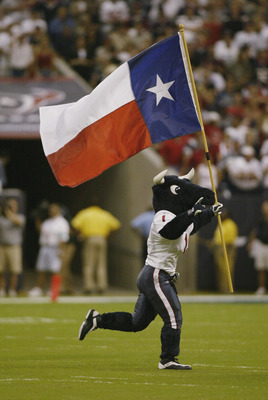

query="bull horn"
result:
[153,169,168,185]
[178,168,195,181]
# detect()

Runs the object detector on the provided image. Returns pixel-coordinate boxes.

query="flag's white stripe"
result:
[153,269,177,329]
[40,62,135,156]
[178,32,200,125]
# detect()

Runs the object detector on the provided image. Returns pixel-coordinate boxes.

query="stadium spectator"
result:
[48,5,75,56]
[214,77,237,117]
[0,13,11,76]
[253,49,268,86]
[67,35,92,81]
[127,21,152,53]
[0,149,9,193]
[154,134,195,173]
[34,0,60,26]
[32,33,57,77]
[213,29,239,67]
[130,206,155,265]
[178,146,195,177]
[228,45,255,91]
[148,0,184,24]
[99,0,130,27]
[71,200,121,294]
[202,5,222,47]
[224,114,250,147]
[175,5,203,45]
[223,145,263,193]
[58,205,78,296]
[28,203,70,297]
[60,224,77,295]
[0,198,25,297]
[195,154,219,191]
[20,9,47,36]
[188,30,210,68]
[9,33,35,77]
[222,1,245,35]
[233,21,260,57]
[248,200,268,295]
[260,140,268,194]
[203,111,223,162]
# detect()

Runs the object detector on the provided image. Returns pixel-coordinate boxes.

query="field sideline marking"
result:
[0,375,266,387]
[0,294,268,304]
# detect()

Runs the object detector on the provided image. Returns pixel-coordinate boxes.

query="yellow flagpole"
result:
[179,24,234,293]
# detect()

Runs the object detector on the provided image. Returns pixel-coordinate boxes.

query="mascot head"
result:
[152,168,215,214]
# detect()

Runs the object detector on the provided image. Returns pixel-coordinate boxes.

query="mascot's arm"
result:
[159,212,196,240]
[159,203,222,240]
[191,203,223,235]
[190,209,214,235]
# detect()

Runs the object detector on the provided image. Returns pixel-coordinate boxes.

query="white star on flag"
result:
[146,74,175,106]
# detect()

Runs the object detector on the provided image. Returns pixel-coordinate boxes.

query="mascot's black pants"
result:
[98,265,182,361]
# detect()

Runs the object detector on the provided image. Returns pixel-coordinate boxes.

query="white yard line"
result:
[0,375,265,388]
[0,294,268,304]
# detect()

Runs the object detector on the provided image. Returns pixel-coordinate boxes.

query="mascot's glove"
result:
[187,197,205,217]
[210,202,223,216]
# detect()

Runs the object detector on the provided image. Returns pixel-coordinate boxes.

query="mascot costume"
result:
[78,168,223,370]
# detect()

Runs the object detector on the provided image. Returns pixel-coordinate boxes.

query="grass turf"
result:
[0,301,267,400]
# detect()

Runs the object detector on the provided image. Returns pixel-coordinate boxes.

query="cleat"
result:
[158,358,192,370]
[78,309,99,340]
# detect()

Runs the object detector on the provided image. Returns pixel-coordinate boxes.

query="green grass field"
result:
[0,301,267,400]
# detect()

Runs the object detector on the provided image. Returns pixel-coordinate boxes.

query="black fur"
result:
[152,173,216,240]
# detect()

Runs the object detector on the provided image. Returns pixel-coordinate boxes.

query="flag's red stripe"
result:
[47,101,152,187]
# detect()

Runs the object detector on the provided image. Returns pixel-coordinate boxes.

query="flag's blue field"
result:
[0,300,267,400]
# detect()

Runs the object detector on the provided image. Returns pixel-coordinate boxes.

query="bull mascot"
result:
[78,168,223,370]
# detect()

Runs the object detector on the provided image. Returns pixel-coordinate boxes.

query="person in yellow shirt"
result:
[213,208,238,293]
[71,201,121,294]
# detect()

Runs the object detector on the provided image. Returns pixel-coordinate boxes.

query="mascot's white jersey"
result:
[145,210,194,275]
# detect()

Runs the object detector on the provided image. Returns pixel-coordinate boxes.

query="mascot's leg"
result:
[137,266,182,362]
[98,266,157,332]
[154,280,182,362]
[78,269,158,339]
[99,292,157,332]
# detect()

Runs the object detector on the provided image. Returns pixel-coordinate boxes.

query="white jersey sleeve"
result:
[145,210,194,275]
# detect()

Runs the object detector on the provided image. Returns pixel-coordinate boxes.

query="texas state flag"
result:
[39,33,201,187]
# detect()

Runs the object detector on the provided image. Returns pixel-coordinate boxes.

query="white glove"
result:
[211,202,223,215]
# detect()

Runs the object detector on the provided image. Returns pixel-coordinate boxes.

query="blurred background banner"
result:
[0,78,88,138]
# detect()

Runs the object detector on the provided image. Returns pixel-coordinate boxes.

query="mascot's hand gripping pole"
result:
[179,24,234,293]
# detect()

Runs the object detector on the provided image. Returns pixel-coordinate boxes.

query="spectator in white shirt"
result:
[260,140,268,192]
[224,115,250,147]
[9,33,34,77]
[176,5,203,44]
[20,9,47,35]
[196,155,219,191]
[213,29,239,67]
[28,203,70,297]
[233,21,260,57]
[226,145,262,193]
[149,0,185,23]
[99,0,129,25]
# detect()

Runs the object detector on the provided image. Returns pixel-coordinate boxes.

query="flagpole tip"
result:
[179,24,184,32]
